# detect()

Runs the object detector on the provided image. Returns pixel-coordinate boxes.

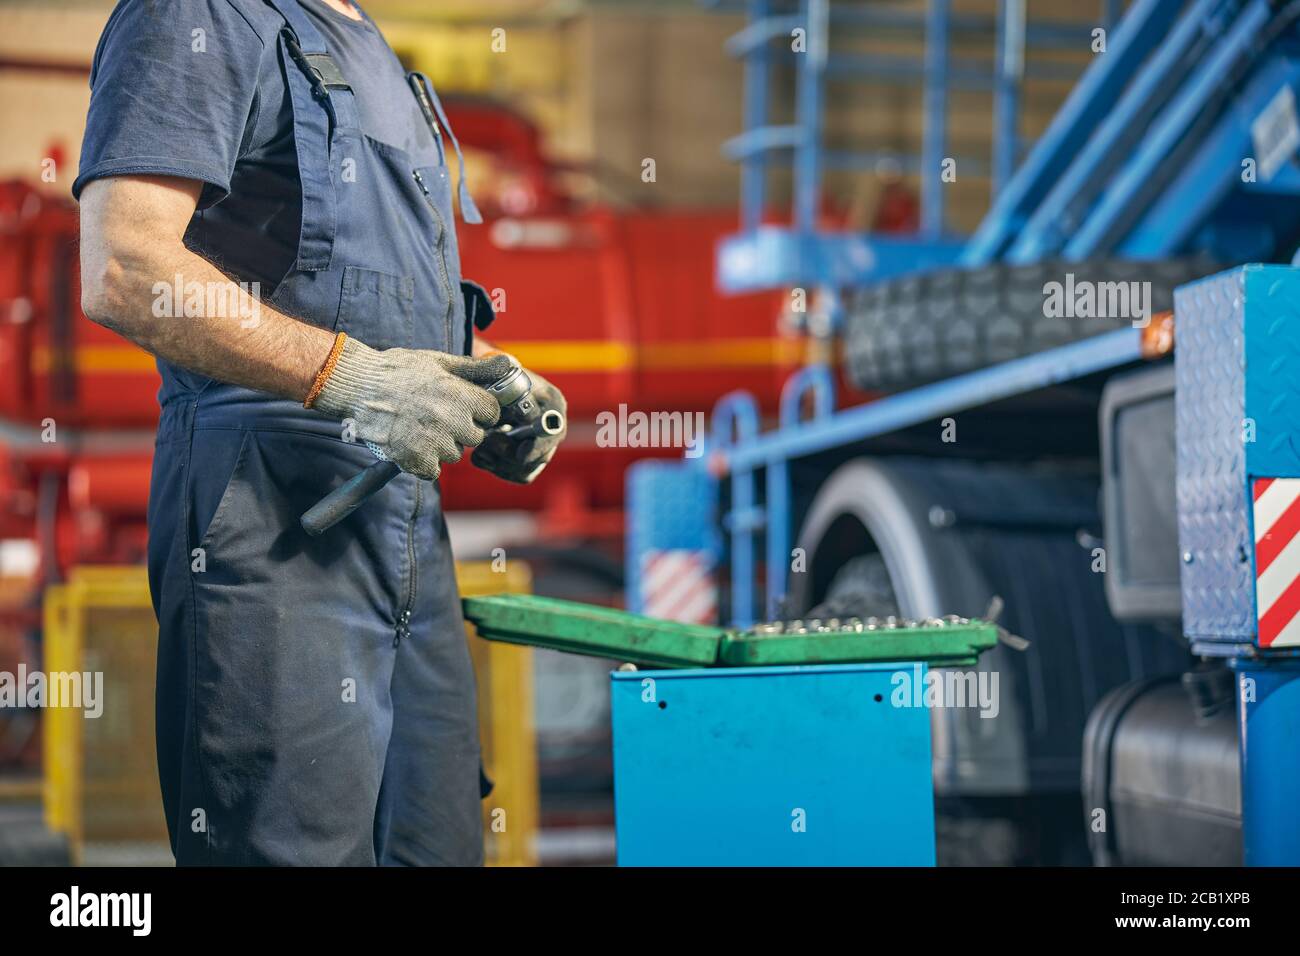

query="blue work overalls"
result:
[147,0,486,865]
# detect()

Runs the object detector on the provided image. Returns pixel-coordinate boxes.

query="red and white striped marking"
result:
[640,549,717,625]
[1253,477,1300,647]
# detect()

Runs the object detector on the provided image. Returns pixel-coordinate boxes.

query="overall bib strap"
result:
[266,0,360,272]
[412,71,483,224]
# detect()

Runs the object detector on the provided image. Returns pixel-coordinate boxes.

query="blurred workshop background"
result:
[0,0,1108,866]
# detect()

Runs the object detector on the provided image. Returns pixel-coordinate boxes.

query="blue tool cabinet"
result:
[610,662,935,866]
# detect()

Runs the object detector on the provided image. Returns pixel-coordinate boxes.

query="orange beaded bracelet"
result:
[303,331,348,409]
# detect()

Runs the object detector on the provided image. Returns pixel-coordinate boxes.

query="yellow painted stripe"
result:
[640,338,806,368]
[33,346,156,375]
[491,341,636,373]
[494,337,806,373]
[32,337,806,377]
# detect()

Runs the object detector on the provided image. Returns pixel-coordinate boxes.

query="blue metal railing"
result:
[707,0,1117,292]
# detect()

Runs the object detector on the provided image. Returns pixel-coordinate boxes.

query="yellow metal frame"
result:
[458,560,539,867]
[43,566,156,862]
[43,563,539,866]
[41,582,78,850]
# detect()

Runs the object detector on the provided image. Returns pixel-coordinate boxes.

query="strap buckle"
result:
[304,53,351,92]
[282,29,350,100]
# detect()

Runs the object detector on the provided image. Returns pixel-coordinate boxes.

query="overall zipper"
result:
[395,481,423,648]
[412,169,456,351]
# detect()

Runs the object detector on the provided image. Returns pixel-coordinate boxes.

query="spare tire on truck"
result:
[843,257,1220,392]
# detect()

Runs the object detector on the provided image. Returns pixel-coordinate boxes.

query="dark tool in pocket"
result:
[301,361,564,535]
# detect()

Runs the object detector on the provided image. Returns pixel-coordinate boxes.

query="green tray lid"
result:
[464,594,999,669]
[463,594,725,668]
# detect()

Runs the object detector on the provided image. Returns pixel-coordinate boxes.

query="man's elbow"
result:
[80,247,134,334]
[78,175,202,336]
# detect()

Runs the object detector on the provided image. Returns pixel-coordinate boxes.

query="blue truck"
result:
[628,0,1300,865]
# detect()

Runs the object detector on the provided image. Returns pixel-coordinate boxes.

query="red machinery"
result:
[0,181,155,576]
[0,102,793,574]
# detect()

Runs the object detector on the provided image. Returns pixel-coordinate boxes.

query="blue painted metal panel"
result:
[716,227,964,294]
[1234,661,1300,865]
[626,460,720,616]
[1243,162,1300,196]
[1244,268,1300,480]
[611,663,936,865]
[1119,56,1300,258]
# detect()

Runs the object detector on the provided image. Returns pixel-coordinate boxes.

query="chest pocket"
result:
[334,265,415,351]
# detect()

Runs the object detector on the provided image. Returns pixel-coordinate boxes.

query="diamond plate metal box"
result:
[1175,265,1300,652]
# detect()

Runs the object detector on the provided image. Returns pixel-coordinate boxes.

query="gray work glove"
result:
[468,365,568,484]
[314,338,513,480]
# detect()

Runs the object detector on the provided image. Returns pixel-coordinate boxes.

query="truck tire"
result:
[844,257,1219,392]
[789,456,1191,864]
[806,554,900,620]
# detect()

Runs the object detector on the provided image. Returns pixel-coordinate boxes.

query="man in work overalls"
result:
[74,0,566,865]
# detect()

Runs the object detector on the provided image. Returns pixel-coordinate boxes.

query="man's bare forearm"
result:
[88,241,332,399]
[79,176,333,401]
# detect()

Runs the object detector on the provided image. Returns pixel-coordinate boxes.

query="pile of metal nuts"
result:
[750,614,973,636]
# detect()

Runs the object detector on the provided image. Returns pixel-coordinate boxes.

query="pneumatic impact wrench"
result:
[300,361,565,536]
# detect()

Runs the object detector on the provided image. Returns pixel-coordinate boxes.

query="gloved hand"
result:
[468,364,568,484]
[313,338,514,480]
